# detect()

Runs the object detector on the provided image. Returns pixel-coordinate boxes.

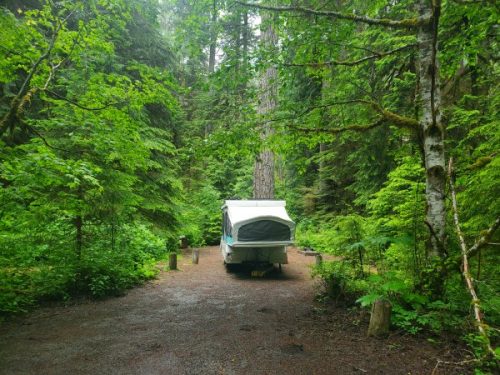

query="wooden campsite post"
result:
[169,252,177,270]
[315,254,323,266]
[367,299,392,337]
[166,240,177,270]
[179,235,188,249]
[192,248,199,264]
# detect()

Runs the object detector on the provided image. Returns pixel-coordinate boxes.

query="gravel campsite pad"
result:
[0,247,470,374]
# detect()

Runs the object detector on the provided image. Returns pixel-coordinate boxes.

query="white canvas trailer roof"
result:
[221,200,295,247]
[222,200,293,225]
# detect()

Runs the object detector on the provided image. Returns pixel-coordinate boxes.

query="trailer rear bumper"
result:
[220,241,288,264]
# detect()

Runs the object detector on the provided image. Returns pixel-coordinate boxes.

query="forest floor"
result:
[0,246,471,375]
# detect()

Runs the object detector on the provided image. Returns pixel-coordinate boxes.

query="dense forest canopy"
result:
[0,0,498,366]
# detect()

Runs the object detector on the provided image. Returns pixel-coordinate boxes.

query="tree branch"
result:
[441,59,470,99]
[235,1,429,29]
[43,90,122,111]
[284,44,416,68]
[16,27,84,118]
[266,99,369,123]
[271,99,418,131]
[288,117,385,134]
[467,217,500,258]
[0,10,75,137]
[467,152,497,170]
[20,120,69,153]
[448,157,495,357]
[450,0,493,4]
[366,101,419,129]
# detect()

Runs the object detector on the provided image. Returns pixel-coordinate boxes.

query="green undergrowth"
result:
[179,184,222,247]
[0,223,171,316]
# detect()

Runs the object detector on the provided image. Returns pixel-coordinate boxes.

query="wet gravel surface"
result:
[0,246,470,374]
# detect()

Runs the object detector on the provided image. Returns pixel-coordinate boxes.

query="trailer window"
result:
[223,212,232,236]
[238,220,290,242]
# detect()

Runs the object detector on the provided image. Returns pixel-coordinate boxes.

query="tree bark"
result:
[417,0,446,258]
[253,10,277,199]
[318,76,332,206]
[233,8,251,96]
[254,150,275,199]
[242,11,249,68]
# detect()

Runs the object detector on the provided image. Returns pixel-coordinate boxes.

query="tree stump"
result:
[169,253,177,270]
[367,299,391,337]
[192,248,199,264]
[315,254,323,266]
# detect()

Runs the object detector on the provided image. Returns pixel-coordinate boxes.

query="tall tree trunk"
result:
[236,10,250,95]
[208,0,217,74]
[206,0,218,138]
[318,76,332,207]
[417,0,445,258]
[253,10,277,199]
[318,142,329,198]
[242,11,249,67]
[254,149,275,198]
[235,9,242,73]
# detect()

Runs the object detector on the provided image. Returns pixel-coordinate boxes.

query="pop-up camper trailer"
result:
[220,200,295,267]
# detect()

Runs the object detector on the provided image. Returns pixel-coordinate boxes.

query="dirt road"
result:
[0,246,467,374]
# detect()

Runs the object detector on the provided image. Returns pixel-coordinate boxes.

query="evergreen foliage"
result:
[0,0,181,312]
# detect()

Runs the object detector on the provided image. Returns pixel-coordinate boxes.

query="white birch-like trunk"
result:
[253,11,277,199]
[448,159,495,356]
[417,0,446,257]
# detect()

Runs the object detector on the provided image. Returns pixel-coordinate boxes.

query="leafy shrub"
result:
[356,273,463,334]
[296,214,367,256]
[179,184,222,247]
[0,269,36,314]
[75,224,165,297]
[311,260,368,304]
[0,220,167,313]
[295,218,332,251]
